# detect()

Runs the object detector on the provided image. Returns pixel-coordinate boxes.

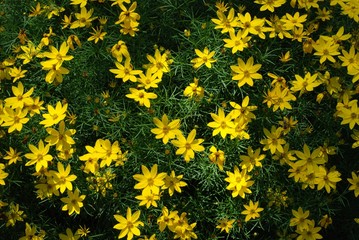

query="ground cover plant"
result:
[0,0,359,239]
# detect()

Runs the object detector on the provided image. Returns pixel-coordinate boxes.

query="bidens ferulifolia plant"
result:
[0,0,359,239]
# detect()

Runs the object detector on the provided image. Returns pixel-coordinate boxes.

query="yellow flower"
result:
[113,208,144,240]
[282,12,307,30]
[5,203,24,227]
[183,78,204,99]
[241,200,264,222]
[313,37,340,64]
[24,140,53,172]
[116,1,140,23]
[39,101,68,127]
[254,0,286,12]
[191,47,216,69]
[318,214,332,229]
[4,81,34,109]
[207,108,235,138]
[66,34,82,50]
[110,59,142,82]
[111,40,130,62]
[1,107,29,133]
[19,222,44,240]
[87,27,107,43]
[230,96,257,123]
[208,146,225,170]
[216,218,235,233]
[157,206,178,232]
[289,207,311,231]
[59,228,80,240]
[211,8,239,33]
[230,56,262,88]
[260,126,286,154]
[162,170,187,196]
[76,225,90,237]
[240,147,265,172]
[351,129,359,148]
[145,49,171,79]
[49,162,77,194]
[60,189,86,215]
[238,12,265,36]
[0,164,8,185]
[171,129,205,162]
[133,164,166,194]
[41,41,74,66]
[29,2,43,17]
[45,120,76,151]
[223,30,251,54]
[126,88,157,108]
[225,166,254,198]
[9,66,27,82]
[3,147,22,165]
[137,70,161,89]
[348,171,359,197]
[71,0,87,8]
[290,72,321,96]
[314,166,341,193]
[337,101,359,129]
[135,188,160,208]
[295,220,322,240]
[70,7,97,29]
[110,0,131,7]
[151,114,181,144]
[294,144,325,174]
[94,139,121,168]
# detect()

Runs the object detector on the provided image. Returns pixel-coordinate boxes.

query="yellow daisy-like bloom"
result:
[1,107,29,133]
[71,0,87,8]
[133,164,166,194]
[211,8,239,33]
[162,170,187,196]
[290,72,321,96]
[70,7,97,29]
[5,81,34,109]
[151,114,181,144]
[135,188,160,208]
[260,126,286,154]
[207,108,235,138]
[348,171,359,197]
[125,88,157,108]
[208,146,225,170]
[230,56,262,88]
[223,30,251,54]
[241,200,264,222]
[171,129,205,162]
[314,166,341,193]
[295,220,322,240]
[191,47,216,69]
[110,59,142,82]
[41,41,74,66]
[45,120,76,151]
[39,101,68,128]
[60,188,86,215]
[225,166,254,198]
[216,218,235,233]
[3,147,22,165]
[240,147,265,172]
[289,207,311,231]
[49,162,77,194]
[24,140,53,172]
[313,37,340,64]
[59,228,80,240]
[113,208,144,240]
